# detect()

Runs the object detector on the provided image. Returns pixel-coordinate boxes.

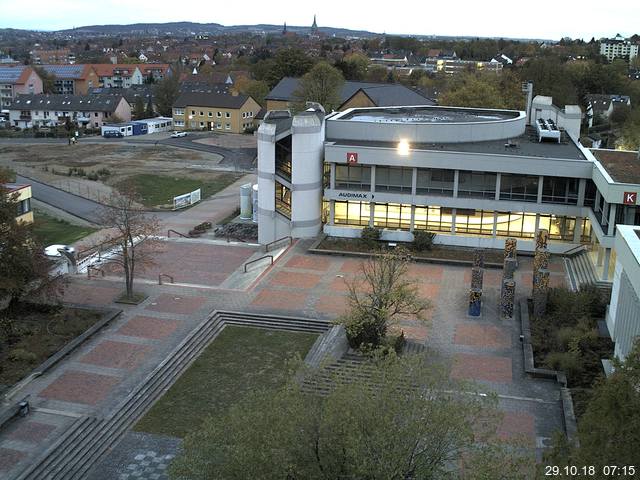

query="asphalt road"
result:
[17,174,176,223]
[17,174,103,222]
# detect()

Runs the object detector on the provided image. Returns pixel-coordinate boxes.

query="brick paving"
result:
[0,448,26,473]
[497,411,536,444]
[5,421,56,443]
[39,371,121,406]
[80,340,151,370]
[145,293,208,315]
[451,353,513,384]
[0,238,570,478]
[117,316,180,340]
[453,324,511,349]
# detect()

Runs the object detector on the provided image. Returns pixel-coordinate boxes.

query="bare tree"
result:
[339,249,430,349]
[98,186,159,300]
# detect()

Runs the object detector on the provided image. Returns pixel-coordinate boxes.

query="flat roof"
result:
[329,130,587,161]
[335,106,520,124]
[590,149,640,184]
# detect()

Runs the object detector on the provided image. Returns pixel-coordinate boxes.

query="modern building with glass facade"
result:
[257,101,640,282]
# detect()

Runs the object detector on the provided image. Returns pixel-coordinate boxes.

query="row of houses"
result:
[0,64,171,107]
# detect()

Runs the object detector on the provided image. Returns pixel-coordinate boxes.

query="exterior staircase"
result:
[14,311,329,480]
[564,248,612,300]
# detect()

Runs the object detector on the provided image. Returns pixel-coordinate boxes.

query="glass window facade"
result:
[584,180,597,208]
[538,214,576,241]
[335,165,371,190]
[495,212,538,238]
[375,167,413,193]
[542,176,578,205]
[499,174,539,202]
[373,203,412,230]
[334,201,370,226]
[457,171,497,199]
[454,209,495,235]
[416,168,454,196]
[275,136,292,181]
[413,205,453,232]
[275,182,291,218]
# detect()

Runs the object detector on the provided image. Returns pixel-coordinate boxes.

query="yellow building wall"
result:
[12,185,33,224]
[178,97,261,134]
[266,100,290,111]
[340,91,376,110]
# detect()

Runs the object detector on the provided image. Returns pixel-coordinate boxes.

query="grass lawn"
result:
[0,304,103,394]
[134,326,318,438]
[116,173,240,208]
[32,210,97,246]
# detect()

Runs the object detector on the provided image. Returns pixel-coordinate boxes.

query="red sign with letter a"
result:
[623,192,637,205]
[346,152,358,164]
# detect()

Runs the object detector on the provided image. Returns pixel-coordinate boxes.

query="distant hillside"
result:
[53,21,378,38]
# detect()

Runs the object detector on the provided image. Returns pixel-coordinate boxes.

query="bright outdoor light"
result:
[397,139,410,156]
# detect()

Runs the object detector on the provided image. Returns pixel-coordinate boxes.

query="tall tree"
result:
[97,185,159,300]
[294,62,345,112]
[335,53,370,81]
[144,97,155,118]
[153,71,181,117]
[235,78,270,107]
[169,355,534,480]
[547,340,640,472]
[0,169,58,311]
[338,249,429,349]
[33,66,56,94]
[440,71,524,110]
[132,96,145,119]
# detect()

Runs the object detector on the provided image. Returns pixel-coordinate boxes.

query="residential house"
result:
[599,34,639,62]
[4,183,33,224]
[264,77,435,112]
[138,64,171,83]
[8,94,131,129]
[0,66,43,108]
[172,91,260,133]
[91,64,144,88]
[31,49,75,64]
[39,64,99,95]
[491,53,514,66]
[586,94,632,127]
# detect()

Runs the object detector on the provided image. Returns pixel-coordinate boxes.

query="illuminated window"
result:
[334,201,370,226]
[413,205,452,233]
[373,203,411,230]
[275,182,291,218]
[454,210,495,235]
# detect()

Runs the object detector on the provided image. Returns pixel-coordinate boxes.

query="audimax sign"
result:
[337,192,370,200]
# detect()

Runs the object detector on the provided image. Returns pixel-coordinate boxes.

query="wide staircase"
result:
[564,247,612,299]
[14,312,329,480]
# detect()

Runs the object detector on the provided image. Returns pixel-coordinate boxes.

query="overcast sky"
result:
[1,0,639,40]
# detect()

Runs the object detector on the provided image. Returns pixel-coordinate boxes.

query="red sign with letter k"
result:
[623,192,637,205]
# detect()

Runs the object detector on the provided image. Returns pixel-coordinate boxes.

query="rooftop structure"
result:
[591,149,640,184]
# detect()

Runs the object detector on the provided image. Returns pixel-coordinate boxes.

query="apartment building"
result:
[8,94,131,129]
[92,64,144,88]
[0,66,43,108]
[4,183,33,224]
[600,34,639,62]
[39,65,99,95]
[172,92,260,133]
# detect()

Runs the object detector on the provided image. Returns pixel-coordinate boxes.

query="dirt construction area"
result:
[0,143,235,208]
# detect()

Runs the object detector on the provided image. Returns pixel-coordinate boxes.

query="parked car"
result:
[44,244,75,258]
[170,131,188,138]
[103,130,123,138]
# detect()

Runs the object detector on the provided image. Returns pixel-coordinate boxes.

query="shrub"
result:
[340,308,387,349]
[412,231,435,251]
[360,227,381,249]
[87,172,99,181]
[8,348,38,363]
[545,351,584,379]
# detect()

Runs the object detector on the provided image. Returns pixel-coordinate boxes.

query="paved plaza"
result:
[0,236,569,478]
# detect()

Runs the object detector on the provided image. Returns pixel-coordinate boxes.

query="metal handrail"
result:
[562,244,586,257]
[265,236,292,252]
[87,266,106,279]
[167,229,188,238]
[158,273,174,285]
[243,255,273,273]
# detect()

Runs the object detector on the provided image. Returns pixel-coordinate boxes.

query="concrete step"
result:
[17,311,330,480]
